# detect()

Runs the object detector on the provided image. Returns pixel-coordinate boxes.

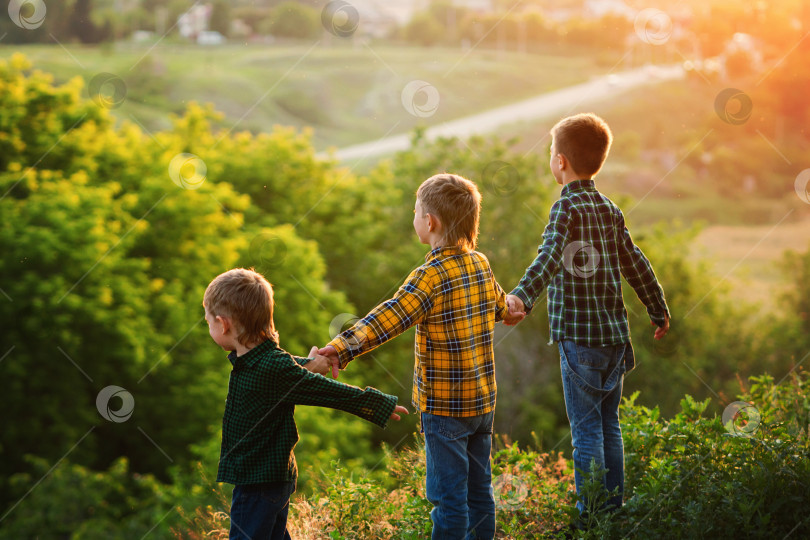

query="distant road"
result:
[328,64,684,163]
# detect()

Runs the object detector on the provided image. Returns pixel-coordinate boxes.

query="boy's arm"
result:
[616,212,670,326]
[326,265,435,369]
[292,355,311,367]
[510,199,571,312]
[293,347,335,375]
[273,353,399,428]
[493,277,509,323]
[489,264,526,325]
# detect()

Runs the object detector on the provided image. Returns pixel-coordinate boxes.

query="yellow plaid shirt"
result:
[328,246,508,417]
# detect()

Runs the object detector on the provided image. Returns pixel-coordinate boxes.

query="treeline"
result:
[0,0,320,43]
[4,0,807,57]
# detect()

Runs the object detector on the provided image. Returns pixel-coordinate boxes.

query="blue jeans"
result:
[229,481,295,540]
[559,340,628,514]
[422,411,496,540]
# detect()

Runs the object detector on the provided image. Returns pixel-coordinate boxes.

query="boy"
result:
[319,174,524,540]
[505,113,670,519]
[203,268,407,540]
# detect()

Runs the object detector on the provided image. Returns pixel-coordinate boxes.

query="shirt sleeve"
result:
[272,353,397,428]
[327,265,435,369]
[615,211,670,326]
[492,275,508,323]
[510,199,571,312]
[292,355,311,367]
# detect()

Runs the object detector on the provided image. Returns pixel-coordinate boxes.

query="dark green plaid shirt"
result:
[511,179,669,348]
[216,339,397,485]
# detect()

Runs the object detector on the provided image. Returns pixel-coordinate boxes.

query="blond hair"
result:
[203,268,279,346]
[417,173,481,252]
[550,113,613,177]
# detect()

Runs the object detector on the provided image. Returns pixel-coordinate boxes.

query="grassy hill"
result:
[2,42,614,150]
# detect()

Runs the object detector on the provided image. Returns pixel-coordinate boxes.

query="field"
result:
[3,42,615,149]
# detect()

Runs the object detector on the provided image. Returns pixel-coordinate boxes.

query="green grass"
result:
[1,42,614,150]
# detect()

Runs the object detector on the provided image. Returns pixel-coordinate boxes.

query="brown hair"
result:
[203,268,279,346]
[416,173,481,252]
[550,113,613,177]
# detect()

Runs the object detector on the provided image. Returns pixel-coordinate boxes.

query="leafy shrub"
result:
[250,370,808,539]
[581,372,810,539]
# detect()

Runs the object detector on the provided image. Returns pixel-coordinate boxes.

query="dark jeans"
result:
[422,411,496,540]
[559,340,628,514]
[229,481,295,540]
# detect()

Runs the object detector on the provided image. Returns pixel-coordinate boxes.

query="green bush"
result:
[268,370,810,539]
[592,372,810,538]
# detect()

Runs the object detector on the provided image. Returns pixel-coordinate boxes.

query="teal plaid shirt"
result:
[216,339,397,485]
[511,179,669,348]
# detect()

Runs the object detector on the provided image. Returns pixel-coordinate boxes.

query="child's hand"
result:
[304,346,331,376]
[317,345,341,379]
[651,314,670,340]
[503,294,526,326]
[390,405,409,421]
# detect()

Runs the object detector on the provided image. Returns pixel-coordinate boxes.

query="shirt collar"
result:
[561,179,596,197]
[425,245,466,262]
[227,338,278,369]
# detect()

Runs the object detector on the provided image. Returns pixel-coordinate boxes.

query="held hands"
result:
[502,294,527,326]
[651,314,670,340]
[304,346,333,376]
[317,345,341,379]
[390,405,409,421]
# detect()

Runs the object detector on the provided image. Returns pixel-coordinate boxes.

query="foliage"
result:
[175,370,810,539]
[263,2,321,40]
[4,456,176,539]
[402,12,445,47]
[209,0,232,38]
[282,440,572,540]
[587,373,810,539]
[0,54,386,521]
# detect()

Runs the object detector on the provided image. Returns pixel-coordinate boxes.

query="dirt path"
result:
[329,64,684,162]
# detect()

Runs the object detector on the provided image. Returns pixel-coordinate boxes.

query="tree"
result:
[0,56,384,520]
[403,11,445,46]
[69,0,101,43]
[209,0,231,38]
[264,2,320,39]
